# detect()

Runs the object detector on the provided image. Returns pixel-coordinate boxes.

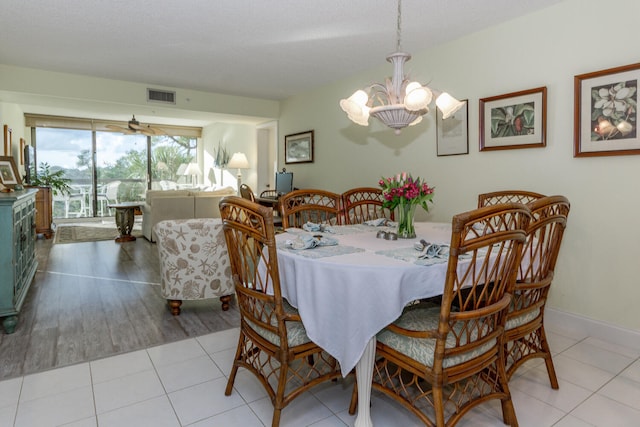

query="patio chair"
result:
[351,202,531,427]
[97,180,121,215]
[504,195,570,387]
[341,186,394,224]
[279,189,342,228]
[219,196,341,427]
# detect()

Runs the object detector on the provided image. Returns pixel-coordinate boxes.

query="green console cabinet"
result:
[0,189,38,334]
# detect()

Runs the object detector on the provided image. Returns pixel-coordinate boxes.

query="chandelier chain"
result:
[396,0,402,52]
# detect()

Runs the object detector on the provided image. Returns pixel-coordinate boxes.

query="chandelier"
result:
[340,0,464,135]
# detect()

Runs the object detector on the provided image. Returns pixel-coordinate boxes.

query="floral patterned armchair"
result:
[154,218,235,315]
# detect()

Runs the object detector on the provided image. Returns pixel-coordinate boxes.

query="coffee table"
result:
[107,202,143,242]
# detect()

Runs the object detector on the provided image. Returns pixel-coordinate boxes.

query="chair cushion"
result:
[246,299,312,347]
[377,306,496,368]
[505,307,540,330]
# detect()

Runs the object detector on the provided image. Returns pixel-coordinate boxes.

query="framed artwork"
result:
[0,156,22,188]
[480,86,547,151]
[437,99,468,156]
[574,62,640,157]
[3,125,11,156]
[285,130,314,164]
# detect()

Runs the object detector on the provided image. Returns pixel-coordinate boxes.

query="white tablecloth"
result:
[275,222,453,376]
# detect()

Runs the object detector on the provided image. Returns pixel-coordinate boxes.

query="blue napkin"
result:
[417,243,450,259]
[285,234,338,250]
[302,222,335,233]
[363,218,397,227]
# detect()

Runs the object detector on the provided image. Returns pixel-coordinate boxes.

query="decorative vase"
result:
[397,201,417,239]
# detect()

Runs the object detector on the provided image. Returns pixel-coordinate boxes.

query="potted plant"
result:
[30,162,72,196]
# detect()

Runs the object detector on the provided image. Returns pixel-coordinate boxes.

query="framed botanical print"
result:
[574,62,639,157]
[480,87,547,151]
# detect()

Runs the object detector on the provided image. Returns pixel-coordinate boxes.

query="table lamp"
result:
[183,162,201,187]
[228,152,249,195]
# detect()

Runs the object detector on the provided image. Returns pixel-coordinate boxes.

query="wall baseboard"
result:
[546,307,640,351]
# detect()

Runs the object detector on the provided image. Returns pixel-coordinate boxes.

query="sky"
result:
[34,128,147,169]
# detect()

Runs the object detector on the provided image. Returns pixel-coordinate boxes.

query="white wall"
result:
[0,101,26,177]
[277,0,640,331]
[202,122,257,192]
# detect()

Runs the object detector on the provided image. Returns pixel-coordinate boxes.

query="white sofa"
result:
[141,186,235,242]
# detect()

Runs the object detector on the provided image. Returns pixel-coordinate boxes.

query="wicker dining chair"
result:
[341,187,394,225]
[279,189,342,228]
[239,183,255,202]
[219,196,341,427]
[260,189,279,198]
[504,195,570,387]
[478,190,545,208]
[350,202,531,427]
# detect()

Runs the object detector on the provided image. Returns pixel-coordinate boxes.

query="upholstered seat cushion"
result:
[246,299,312,347]
[377,306,496,368]
[505,307,540,330]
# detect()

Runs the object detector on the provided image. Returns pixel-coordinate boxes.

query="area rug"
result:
[54,225,143,244]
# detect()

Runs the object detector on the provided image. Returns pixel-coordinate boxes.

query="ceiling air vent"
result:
[147,88,176,104]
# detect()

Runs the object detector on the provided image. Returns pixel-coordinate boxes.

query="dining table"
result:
[274,221,455,427]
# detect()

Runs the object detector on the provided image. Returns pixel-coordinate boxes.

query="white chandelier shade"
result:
[339,0,464,135]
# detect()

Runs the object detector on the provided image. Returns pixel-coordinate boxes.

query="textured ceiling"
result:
[1,0,563,103]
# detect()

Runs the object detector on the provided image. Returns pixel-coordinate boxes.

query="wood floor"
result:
[0,234,239,381]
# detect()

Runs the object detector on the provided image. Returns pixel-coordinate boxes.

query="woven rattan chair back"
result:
[504,195,570,387]
[279,189,342,228]
[239,183,255,202]
[219,196,340,427]
[478,190,545,208]
[358,202,531,427]
[341,187,394,225]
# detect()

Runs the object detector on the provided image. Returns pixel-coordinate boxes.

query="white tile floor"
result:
[1,323,639,427]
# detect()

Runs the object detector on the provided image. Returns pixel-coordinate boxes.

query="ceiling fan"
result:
[106,115,166,136]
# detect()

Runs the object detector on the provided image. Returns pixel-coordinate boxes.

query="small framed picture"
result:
[285,130,314,164]
[480,87,547,151]
[437,100,468,156]
[574,62,640,157]
[0,156,22,188]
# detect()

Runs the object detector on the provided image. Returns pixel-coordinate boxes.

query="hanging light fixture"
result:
[340,0,464,135]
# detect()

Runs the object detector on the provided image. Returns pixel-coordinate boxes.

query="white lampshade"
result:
[436,92,465,119]
[405,82,432,111]
[228,152,249,169]
[183,162,202,176]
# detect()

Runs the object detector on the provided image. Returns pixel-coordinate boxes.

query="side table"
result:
[108,201,143,242]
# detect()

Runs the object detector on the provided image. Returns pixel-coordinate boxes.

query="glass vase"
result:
[397,201,417,239]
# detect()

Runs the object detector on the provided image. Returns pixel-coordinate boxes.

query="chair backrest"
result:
[341,187,394,225]
[239,184,255,202]
[105,181,121,200]
[279,189,342,228]
[478,190,545,208]
[509,196,570,318]
[260,189,278,198]
[219,196,289,346]
[434,203,531,369]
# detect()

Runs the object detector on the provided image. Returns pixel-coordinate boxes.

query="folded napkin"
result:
[302,222,335,233]
[417,243,450,259]
[363,218,397,227]
[285,234,338,250]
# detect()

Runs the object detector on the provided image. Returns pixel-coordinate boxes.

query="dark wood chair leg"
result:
[220,295,232,311]
[168,299,182,315]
